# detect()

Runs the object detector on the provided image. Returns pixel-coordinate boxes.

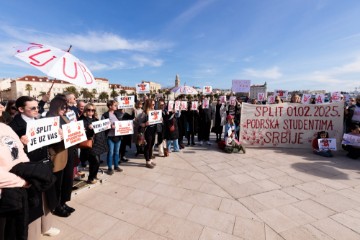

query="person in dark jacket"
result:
[164,111,180,152]
[116,108,134,163]
[186,100,199,146]
[9,96,60,238]
[198,97,212,145]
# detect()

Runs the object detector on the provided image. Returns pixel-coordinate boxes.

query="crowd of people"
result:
[0,91,359,240]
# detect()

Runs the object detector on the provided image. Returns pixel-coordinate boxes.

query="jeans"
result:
[167,139,180,152]
[107,138,121,170]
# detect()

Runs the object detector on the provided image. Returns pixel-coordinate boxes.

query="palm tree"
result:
[92,88,97,97]
[25,84,32,96]
[99,92,109,102]
[110,89,119,98]
[80,88,93,101]
[64,86,80,98]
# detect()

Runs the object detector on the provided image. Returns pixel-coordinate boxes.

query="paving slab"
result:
[40,134,360,240]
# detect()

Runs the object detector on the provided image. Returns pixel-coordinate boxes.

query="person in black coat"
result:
[164,111,180,152]
[9,96,60,237]
[186,101,199,146]
[198,97,212,145]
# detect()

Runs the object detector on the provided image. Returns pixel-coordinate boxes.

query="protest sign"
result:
[342,134,360,147]
[66,110,77,122]
[274,90,288,99]
[219,96,226,104]
[174,101,180,111]
[230,96,236,106]
[168,100,174,112]
[92,119,111,134]
[148,110,162,125]
[315,94,325,104]
[302,94,312,104]
[191,101,198,110]
[318,138,337,151]
[181,101,188,110]
[116,95,135,108]
[114,120,134,136]
[203,86,212,95]
[63,120,87,149]
[26,117,61,152]
[331,92,342,102]
[232,80,251,93]
[268,96,275,104]
[240,102,344,148]
[258,93,265,102]
[136,82,150,93]
[202,99,210,109]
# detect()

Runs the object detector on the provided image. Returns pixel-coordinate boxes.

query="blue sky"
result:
[1,0,360,92]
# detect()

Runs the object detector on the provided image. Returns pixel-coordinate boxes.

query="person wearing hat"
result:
[224,115,245,153]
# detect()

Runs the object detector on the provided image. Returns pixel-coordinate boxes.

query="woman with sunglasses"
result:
[79,104,105,183]
[46,97,74,218]
[2,100,17,124]
[137,99,157,168]
[8,96,60,238]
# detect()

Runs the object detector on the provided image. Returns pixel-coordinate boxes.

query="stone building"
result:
[250,82,267,100]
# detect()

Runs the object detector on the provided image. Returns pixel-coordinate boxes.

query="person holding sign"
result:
[101,100,123,175]
[312,131,333,157]
[137,99,157,168]
[186,100,199,146]
[212,98,226,142]
[8,96,60,237]
[198,97,212,145]
[78,104,105,184]
[342,124,360,159]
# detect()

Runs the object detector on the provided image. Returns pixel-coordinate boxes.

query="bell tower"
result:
[175,74,180,87]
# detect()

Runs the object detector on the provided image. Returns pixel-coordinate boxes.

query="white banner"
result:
[318,138,337,151]
[315,94,325,104]
[342,134,360,147]
[148,110,163,125]
[92,119,111,134]
[202,99,210,109]
[114,120,134,136]
[230,96,236,106]
[174,101,180,111]
[136,82,150,93]
[232,80,251,93]
[203,86,212,95]
[301,94,312,104]
[63,120,87,149]
[181,101,188,111]
[26,117,61,152]
[331,92,342,102]
[191,101,198,110]
[168,100,174,112]
[268,96,275,104]
[257,93,265,102]
[116,95,135,108]
[240,102,344,148]
[66,110,77,122]
[274,90,288,99]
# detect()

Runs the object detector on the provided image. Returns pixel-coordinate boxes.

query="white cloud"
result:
[242,66,283,79]
[131,55,163,67]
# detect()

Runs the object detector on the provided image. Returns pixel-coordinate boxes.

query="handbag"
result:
[78,138,93,149]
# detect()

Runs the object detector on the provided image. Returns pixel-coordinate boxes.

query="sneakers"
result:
[114,167,124,172]
[146,162,155,169]
[43,227,60,236]
[206,141,212,145]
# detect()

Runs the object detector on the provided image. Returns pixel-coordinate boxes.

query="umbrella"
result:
[15,43,96,88]
[171,85,198,95]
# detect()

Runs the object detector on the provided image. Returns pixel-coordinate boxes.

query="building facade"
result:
[141,80,161,93]
[250,82,267,100]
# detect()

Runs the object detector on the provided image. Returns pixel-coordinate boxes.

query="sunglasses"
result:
[87,109,95,112]
[27,106,39,111]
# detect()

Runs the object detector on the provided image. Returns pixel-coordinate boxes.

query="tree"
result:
[120,89,127,96]
[110,89,119,98]
[92,88,97,96]
[99,92,109,102]
[25,84,32,96]
[80,88,93,100]
[64,86,80,98]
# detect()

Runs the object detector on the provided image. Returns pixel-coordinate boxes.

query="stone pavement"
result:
[41,137,360,240]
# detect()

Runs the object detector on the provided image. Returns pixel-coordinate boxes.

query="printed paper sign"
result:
[168,100,174,112]
[174,101,180,111]
[274,90,288,99]
[318,138,337,151]
[331,92,342,102]
[92,119,111,134]
[191,101,198,110]
[232,80,251,93]
[63,120,87,149]
[239,102,344,149]
[116,95,135,108]
[219,96,226,104]
[26,117,61,152]
[181,101,188,111]
[148,110,163,125]
[302,94,312,104]
[203,86,212,95]
[315,94,325,104]
[114,120,134,136]
[136,82,150,93]
[268,96,275,104]
[257,93,265,102]
[202,99,210,109]
[230,96,236,106]
[342,134,360,147]
[66,110,77,122]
